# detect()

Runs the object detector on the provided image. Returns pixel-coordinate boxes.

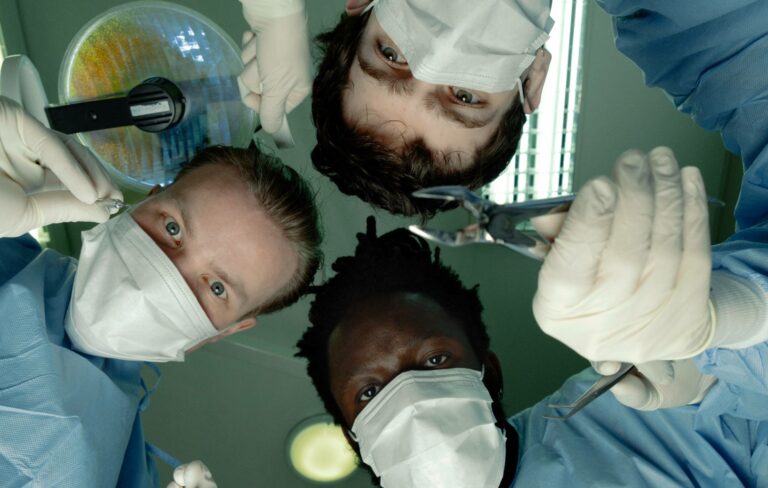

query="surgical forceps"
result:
[543,362,636,420]
[409,186,723,419]
[408,185,574,261]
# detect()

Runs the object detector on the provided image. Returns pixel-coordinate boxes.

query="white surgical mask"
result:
[350,367,506,487]
[368,0,554,93]
[65,212,220,362]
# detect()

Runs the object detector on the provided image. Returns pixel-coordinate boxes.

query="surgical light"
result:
[287,415,358,483]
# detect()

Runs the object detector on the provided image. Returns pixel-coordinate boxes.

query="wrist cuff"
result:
[709,271,768,349]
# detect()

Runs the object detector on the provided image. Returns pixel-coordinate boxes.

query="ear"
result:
[346,0,373,16]
[187,318,257,353]
[147,184,163,196]
[522,47,552,114]
[483,351,505,402]
[217,317,257,339]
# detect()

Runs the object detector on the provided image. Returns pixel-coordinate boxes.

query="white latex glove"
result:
[239,0,311,139]
[533,147,715,363]
[167,460,217,488]
[0,97,122,238]
[594,360,717,411]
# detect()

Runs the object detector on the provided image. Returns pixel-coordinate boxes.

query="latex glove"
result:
[594,360,717,411]
[167,460,217,488]
[239,0,311,138]
[0,97,122,238]
[533,147,715,363]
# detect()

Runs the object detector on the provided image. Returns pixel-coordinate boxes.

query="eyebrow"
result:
[357,51,494,130]
[173,194,247,308]
[212,264,248,308]
[423,93,495,129]
[357,52,414,96]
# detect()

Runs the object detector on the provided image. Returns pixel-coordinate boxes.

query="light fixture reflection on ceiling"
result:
[288,415,358,483]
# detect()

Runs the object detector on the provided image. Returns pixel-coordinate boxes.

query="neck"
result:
[499,420,520,487]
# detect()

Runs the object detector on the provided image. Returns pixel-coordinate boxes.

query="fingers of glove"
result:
[597,150,654,298]
[58,134,122,201]
[174,461,216,488]
[30,191,111,227]
[0,177,34,238]
[167,482,183,488]
[592,360,622,376]
[537,177,617,307]
[635,360,675,386]
[241,92,262,114]
[239,56,263,96]
[19,113,100,204]
[679,166,711,271]
[610,373,659,410]
[241,30,259,67]
[646,147,684,288]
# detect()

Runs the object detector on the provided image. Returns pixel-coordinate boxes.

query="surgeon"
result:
[296,152,768,485]
[533,1,768,394]
[0,97,322,486]
[313,0,553,216]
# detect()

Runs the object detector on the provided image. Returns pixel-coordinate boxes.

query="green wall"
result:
[0,1,738,486]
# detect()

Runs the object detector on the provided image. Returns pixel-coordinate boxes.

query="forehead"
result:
[328,293,474,372]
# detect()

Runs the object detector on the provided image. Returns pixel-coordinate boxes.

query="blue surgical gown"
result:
[0,235,158,487]
[509,3,768,484]
[509,361,768,486]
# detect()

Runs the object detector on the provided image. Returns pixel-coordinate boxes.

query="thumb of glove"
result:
[30,191,111,227]
[610,373,660,410]
[635,360,675,386]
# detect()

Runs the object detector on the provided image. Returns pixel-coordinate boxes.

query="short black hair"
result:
[296,217,490,427]
[311,13,527,218]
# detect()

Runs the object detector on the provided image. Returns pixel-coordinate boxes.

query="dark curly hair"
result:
[174,146,323,316]
[311,13,527,218]
[296,217,490,427]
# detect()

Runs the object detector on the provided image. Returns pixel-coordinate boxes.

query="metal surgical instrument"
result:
[408,186,574,261]
[544,363,637,420]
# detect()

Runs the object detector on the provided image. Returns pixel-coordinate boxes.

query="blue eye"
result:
[164,217,182,242]
[451,87,481,105]
[210,280,227,298]
[359,385,381,402]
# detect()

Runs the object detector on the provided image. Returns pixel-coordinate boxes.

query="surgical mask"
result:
[367,0,553,93]
[65,211,220,362]
[350,367,506,487]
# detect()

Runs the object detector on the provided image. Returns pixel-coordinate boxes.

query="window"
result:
[486,0,587,203]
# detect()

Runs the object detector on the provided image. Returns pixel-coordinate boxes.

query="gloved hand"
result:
[594,360,717,411]
[533,147,715,363]
[239,0,311,138]
[167,460,217,488]
[0,97,122,238]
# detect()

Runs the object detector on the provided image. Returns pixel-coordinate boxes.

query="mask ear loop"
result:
[362,0,379,15]
[516,77,526,109]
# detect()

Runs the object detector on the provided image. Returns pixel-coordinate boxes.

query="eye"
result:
[378,42,408,65]
[209,280,227,299]
[451,87,481,105]
[164,216,183,243]
[425,353,450,368]
[359,385,381,402]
